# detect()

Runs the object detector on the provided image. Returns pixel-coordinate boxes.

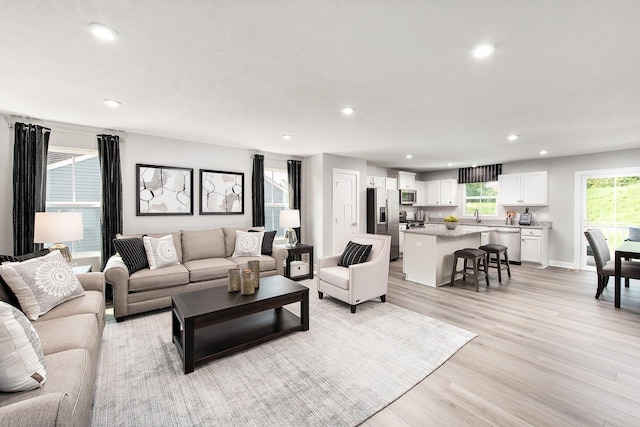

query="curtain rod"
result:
[7,122,127,141]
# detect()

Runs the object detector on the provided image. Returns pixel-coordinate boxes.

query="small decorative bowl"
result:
[444,221,458,230]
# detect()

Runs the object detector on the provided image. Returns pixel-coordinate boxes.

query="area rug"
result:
[91,284,476,427]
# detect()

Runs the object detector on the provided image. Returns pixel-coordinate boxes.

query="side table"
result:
[283,244,314,281]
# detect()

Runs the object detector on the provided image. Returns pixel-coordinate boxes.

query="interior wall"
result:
[0,121,12,254]
[303,154,324,260]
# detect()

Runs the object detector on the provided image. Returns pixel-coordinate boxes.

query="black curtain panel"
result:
[251,154,265,227]
[12,123,50,255]
[97,134,123,268]
[287,159,302,242]
[458,164,502,184]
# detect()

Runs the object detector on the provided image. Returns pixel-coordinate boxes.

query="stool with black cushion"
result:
[479,243,511,283]
[449,248,489,291]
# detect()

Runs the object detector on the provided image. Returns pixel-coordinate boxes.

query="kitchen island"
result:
[404,225,494,287]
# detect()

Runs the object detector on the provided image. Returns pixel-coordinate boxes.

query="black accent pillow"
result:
[0,249,51,309]
[113,237,149,274]
[338,241,373,267]
[249,229,277,255]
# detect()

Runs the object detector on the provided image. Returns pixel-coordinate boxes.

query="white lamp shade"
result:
[279,209,300,228]
[34,212,84,243]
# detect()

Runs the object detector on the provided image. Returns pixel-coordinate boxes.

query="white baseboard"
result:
[549,260,577,269]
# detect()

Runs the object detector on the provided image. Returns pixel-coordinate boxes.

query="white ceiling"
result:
[1,1,639,171]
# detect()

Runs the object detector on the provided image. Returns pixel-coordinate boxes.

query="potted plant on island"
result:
[443,215,459,230]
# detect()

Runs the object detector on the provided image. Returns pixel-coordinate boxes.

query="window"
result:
[464,182,498,216]
[46,147,101,254]
[264,168,289,237]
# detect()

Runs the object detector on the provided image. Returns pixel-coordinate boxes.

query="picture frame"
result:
[136,164,193,216]
[199,169,244,215]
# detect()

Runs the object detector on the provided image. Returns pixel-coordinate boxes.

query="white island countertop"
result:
[405,224,495,237]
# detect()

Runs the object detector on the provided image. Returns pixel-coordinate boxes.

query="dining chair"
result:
[627,227,640,242]
[584,229,640,298]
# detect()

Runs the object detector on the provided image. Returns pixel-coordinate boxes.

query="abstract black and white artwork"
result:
[200,169,244,214]
[136,164,193,216]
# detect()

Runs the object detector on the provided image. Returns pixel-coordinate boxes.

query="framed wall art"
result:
[200,169,244,215]
[136,164,193,216]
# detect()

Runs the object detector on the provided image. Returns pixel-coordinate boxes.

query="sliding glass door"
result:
[579,169,640,269]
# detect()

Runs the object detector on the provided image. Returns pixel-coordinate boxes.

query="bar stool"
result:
[449,248,489,291]
[479,244,511,283]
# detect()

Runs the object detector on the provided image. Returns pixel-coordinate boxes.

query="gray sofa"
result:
[0,272,105,427]
[103,227,288,322]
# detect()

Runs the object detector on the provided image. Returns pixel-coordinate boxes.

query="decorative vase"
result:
[248,260,260,289]
[444,221,458,230]
[241,269,256,295]
[228,268,241,293]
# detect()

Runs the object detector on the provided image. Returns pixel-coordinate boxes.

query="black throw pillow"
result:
[113,237,149,274]
[0,248,51,309]
[249,229,277,255]
[338,241,373,267]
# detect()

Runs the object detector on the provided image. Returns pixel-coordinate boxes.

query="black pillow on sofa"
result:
[338,241,373,267]
[0,248,51,309]
[113,237,149,274]
[249,229,277,255]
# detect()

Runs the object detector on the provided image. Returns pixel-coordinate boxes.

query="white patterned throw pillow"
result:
[0,301,47,392]
[143,235,180,270]
[0,250,85,320]
[232,230,264,257]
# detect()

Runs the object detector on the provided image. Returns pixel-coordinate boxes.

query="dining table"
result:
[614,240,640,308]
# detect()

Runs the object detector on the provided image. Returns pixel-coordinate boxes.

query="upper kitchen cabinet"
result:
[393,171,416,190]
[498,171,548,206]
[422,179,458,206]
[415,181,427,206]
[385,177,397,190]
[366,176,386,188]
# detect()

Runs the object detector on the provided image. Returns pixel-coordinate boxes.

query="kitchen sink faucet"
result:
[474,209,481,223]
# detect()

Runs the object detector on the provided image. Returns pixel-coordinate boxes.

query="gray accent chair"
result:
[584,229,640,298]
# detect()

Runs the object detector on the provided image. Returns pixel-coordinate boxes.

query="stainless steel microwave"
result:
[400,189,416,205]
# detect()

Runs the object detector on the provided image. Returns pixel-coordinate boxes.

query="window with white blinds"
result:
[263,167,289,237]
[46,146,101,254]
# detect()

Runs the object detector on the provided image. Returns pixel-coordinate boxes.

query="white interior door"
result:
[333,169,359,254]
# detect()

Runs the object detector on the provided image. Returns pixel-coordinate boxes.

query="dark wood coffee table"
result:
[171,275,309,374]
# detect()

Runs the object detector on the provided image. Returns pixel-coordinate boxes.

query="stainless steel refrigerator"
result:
[366,187,400,260]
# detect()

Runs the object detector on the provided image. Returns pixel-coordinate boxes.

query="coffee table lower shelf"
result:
[172,308,302,372]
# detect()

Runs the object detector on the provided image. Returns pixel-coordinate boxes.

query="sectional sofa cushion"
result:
[127,264,190,292]
[0,302,47,392]
[33,313,101,358]
[231,256,276,272]
[0,251,85,320]
[182,228,226,261]
[143,235,180,270]
[183,258,238,283]
[113,237,149,274]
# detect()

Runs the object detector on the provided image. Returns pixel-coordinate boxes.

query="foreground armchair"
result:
[318,233,391,313]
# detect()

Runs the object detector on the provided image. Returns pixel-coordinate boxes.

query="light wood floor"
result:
[361,260,640,427]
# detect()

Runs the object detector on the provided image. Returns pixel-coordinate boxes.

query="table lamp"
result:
[34,212,84,265]
[279,209,300,247]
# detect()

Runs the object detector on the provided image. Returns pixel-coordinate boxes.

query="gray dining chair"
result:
[627,227,640,242]
[584,229,640,299]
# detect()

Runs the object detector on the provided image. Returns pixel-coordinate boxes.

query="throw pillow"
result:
[338,241,373,267]
[249,229,277,255]
[0,249,51,309]
[143,235,180,270]
[113,237,149,274]
[0,251,85,321]
[232,230,264,257]
[0,302,47,392]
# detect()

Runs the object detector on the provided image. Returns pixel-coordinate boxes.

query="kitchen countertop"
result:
[427,219,552,229]
[404,224,495,237]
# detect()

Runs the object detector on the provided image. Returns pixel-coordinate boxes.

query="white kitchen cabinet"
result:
[520,228,549,268]
[385,177,397,190]
[396,171,416,190]
[498,171,548,206]
[366,176,386,188]
[423,179,458,206]
[415,181,427,206]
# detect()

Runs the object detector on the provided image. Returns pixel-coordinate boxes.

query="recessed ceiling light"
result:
[341,106,355,116]
[471,43,495,59]
[539,150,548,155]
[103,99,121,108]
[89,23,118,41]
[447,163,453,167]
[406,154,412,159]
[507,134,518,141]
[472,164,478,168]
[283,134,292,140]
